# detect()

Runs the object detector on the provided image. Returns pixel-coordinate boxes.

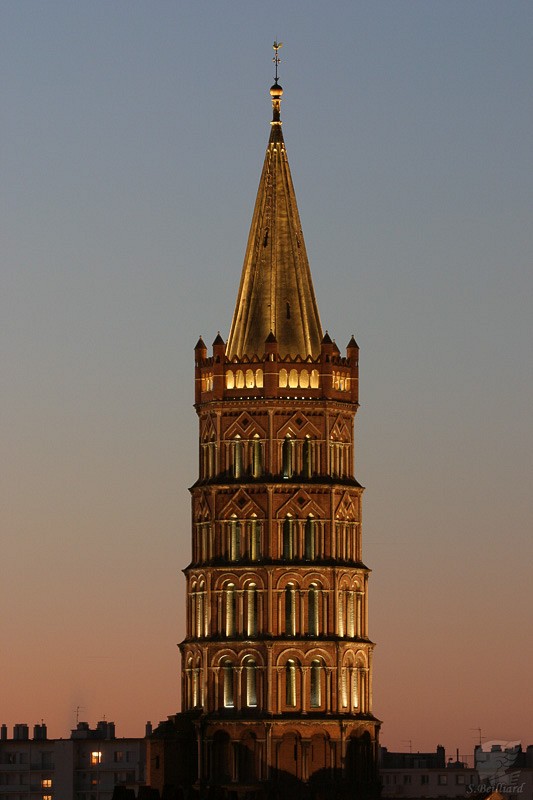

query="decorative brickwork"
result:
[177,78,380,800]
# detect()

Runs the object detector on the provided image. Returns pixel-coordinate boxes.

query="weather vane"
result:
[273,40,283,83]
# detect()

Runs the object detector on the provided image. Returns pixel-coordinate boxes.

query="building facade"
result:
[177,70,380,799]
[0,721,146,800]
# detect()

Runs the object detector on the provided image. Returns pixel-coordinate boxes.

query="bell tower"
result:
[179,46,380,800]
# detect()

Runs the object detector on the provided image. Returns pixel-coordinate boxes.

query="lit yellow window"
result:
[42,778,52,788]
[91,751,102,765]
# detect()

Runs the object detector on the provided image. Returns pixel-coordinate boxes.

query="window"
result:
[225,583,236,636]
[223,662,234,708]
[282,436,293,478]
[233,436,243,478]
[285,584,296,635]
[41,779,52,788]
[250,518,261,561]
[252,435,263,478]
[307,585,319,636]
[229,518,241,561]
[456,774,466,785]
[341,668,348,708]
[421,775,429,785]
[438,775,448,785]
[303,436,312,477]
[43,796,52,800]
[286,660,296,706]
[310,660,322,707]
[304,517,315,560]
[403,775,412,785]
[245,660,258,707]
[90,751,102,765]
[246,584,257,636]
[282,516,294,559]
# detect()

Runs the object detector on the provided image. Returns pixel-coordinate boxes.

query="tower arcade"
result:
[179,61,381,800]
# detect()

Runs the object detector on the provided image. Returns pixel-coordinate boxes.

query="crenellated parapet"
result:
[194,332,359,406]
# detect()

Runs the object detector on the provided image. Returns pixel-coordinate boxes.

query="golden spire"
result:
[226,47,323,360]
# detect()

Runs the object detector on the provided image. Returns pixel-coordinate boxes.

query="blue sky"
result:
[1,1,532,754]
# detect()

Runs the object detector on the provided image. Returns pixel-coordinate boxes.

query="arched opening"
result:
[310,659,322,707]
[289,368,298,388]
[252,434,263,478]
[285,659,297,707]
[278,732,300,778]
[282,516,294,560]
[226,370,235,389]
[212,731,231,783]
[250,517,261,561]
[282,435,293,478]
[279,368,288,388]
[224,583,236,637]
[229,517,241,562]
[310,369,319,388]
[285,583,296,635]
[233,435,243,478]
[309,733,328,777]
[245,368,254,388]
[238,731,257,783]
[304,516,315,560]
[307,584,319,636]
[303,436,312,478]
[244,659,258,708]
[255,368,263,388]
[246,583,258,637]
[300,369,309,388]
[222,661,234,708]
[235,369,245,389]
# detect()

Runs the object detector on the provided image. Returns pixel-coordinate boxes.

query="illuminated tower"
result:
[179,47,380,800]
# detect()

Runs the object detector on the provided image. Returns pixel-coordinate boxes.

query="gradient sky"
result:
[2,1,532,760]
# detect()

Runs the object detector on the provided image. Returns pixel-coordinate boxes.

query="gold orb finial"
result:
[271,41,283,124]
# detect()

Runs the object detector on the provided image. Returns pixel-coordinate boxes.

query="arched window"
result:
[303,436,312,478]
[225,583,236,637]
[282,435,293,478]
[195,582,205,637]
[279,368,288,388]
[192,661,201,707]
[286,659,297,706]
[223,661,234,708]
[289,368,298,388]
[307,584,319,636]
[246,584,258,637]
[229,518,241,561]
[186,656,193,708]
[310,369,319,389]
[300,369,309,388]
[347,590,355,637]
[226,370,235,389]
[233,436,243,479]
[236,369,245,389]
[282,516,294,559]
[245,369,254,388]
[304,516,315,560]
[207,439,216,478]
[255,368,263,388]
[310,660,322,708]
[341,667,348,708]
[244,659,257,707]
[250,518,261,561]
[285,584,296,635]
[252,435,263,478]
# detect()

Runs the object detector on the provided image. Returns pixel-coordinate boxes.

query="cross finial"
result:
[273,41,283,83]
